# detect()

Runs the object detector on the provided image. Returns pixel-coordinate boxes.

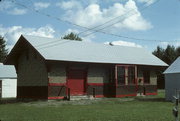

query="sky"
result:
[0,0,180,52]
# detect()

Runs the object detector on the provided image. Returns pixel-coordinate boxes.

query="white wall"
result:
[165,73,180,101]
[2,79,17,98]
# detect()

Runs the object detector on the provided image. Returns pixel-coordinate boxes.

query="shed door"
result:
[67,70,86,95]
[0,80,2,98]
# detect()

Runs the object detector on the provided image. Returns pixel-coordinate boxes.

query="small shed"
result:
[164,57,180,101]
[0,63,17,98]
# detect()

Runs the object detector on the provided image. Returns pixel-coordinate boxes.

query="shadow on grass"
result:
[135,97,166,102]
[0,98,47,104]
[0,96,70,104]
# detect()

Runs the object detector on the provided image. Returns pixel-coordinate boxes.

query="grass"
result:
[0,90,175,121]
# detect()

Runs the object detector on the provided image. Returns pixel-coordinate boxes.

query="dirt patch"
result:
[22,97,135,107]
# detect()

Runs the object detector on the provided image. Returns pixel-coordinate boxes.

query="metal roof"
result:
[9,35,168,66]
[164,57,180,74]
[0,63,17,79]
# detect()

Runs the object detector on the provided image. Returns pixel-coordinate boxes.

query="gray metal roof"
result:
[164,57,180,74]
[13,35,168,66]
[0,63,16,79]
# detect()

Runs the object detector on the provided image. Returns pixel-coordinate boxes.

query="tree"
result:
[153,45,178,65]
[62,32,82,41]
[152,46,164,61]
[0,36,8,63]
[176,46,180,57]
[163,45,176,65]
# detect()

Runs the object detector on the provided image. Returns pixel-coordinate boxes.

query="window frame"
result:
[117,66,126,85]
[128,66,135,84]
[116,65,136,85]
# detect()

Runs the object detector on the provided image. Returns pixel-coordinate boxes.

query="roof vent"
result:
[109,42,114,46]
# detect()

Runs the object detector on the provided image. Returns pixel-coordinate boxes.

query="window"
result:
[143,70,150,84]
[117,65,136,85]
[128,67,135,84]
[117,66,125,84]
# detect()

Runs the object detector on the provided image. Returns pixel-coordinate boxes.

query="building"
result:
[164,57,180,101]
[0,63,17,98]
[4,35,167,99]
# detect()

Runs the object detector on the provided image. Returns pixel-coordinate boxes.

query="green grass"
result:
[0,90,175,121]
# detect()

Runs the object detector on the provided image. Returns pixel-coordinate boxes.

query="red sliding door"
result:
[67,70,86,95]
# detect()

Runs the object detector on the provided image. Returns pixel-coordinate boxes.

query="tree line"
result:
[152,45,180,65]
[0,36,8,63]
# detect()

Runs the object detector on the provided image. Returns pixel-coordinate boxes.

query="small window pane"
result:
[128,67,135,84]
[117,66,125,84]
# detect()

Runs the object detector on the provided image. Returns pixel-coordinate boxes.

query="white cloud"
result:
[137,0,156,5]
[160,41,180,48]
[0,1,13,11]
[0,25,55,48]
[104,40,142,48]
[34,2,50,10]
[8,8,27,15]
[65,28,80,34]
[61,0,152,32]
[56,0,82,10]
[82,34,95,42]
[0,1,27,15]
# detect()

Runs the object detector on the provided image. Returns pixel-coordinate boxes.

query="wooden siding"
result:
[48,65,66,83]
[17,86,48,99]
[137,66,157,85]
[17,49,48,86]
[137,85,157,94]
[116,85,136,95]
[165,73,180,101]
[0,80,1,98]
[48,86,66,97]
[150,71,157,85]
[87,84,116,97]
[88,65,110,83]
[1,79,17,98]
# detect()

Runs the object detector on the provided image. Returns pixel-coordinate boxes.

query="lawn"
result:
[0,90,175,121]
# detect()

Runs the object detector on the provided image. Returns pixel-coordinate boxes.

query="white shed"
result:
[0,63,17,98]
[164,57,180,101]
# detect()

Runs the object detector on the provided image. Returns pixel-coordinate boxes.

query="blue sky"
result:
[0,0,180,52]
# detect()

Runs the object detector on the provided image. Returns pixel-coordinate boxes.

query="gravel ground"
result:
[22,97,135,107]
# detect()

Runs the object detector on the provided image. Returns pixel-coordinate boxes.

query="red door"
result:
[67,70,86,95]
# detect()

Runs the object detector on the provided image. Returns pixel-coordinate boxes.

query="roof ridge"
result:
[22,34,144,49]
[5,34,167,67]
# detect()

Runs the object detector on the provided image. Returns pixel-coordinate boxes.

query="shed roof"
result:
[0,63,16,79]
[5,35,168,66]
[164,57,180,74]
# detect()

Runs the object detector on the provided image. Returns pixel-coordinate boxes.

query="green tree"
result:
[163,45,176,65]
[0,36,8,62]
[176,46,180,57]
[62,32,82,41]
[153,45,178,65]
[152,46,164,61]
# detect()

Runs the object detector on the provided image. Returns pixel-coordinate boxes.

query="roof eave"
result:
[4,35,46,65]
[3,35,24,65]
[45,59,168,67]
